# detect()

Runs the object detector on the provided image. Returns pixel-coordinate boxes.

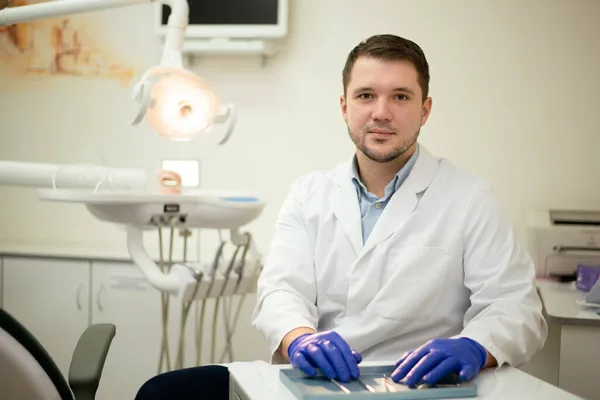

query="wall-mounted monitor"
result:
[156,0,288,39]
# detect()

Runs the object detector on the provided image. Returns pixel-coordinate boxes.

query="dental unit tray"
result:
[280,365,477,400]
[36,188,264,229]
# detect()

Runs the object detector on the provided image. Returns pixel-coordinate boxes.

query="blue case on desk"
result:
[279,365,477,400]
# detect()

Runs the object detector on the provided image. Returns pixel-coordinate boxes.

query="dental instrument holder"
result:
[168,234,261,303]
[279,365,478,400]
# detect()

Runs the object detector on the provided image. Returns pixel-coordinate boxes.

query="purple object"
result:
[576,264,600,292]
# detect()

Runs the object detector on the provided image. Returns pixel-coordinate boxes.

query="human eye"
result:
[395,94,410,101]
[357,93,374,100]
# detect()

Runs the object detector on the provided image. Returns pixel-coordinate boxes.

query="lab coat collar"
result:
[333,144,437,190]
[330,143,439,257]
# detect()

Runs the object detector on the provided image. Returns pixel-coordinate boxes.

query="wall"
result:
[0,0,599,363]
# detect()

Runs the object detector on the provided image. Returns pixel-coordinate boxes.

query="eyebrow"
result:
[353,86,416,96]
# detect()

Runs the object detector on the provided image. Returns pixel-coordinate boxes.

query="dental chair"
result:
[0,307,116,400]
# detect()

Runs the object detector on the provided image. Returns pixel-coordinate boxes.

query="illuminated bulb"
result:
[143,67,220,141]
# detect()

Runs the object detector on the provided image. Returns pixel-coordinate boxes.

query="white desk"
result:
[228,361,583,399]
[537,280,600,325]
[521,280,600,400]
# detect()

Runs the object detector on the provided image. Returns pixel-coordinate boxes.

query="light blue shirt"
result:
[351,145,419,244]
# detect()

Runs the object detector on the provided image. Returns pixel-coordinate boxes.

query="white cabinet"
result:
[0,253,269,400]
[559,325,600,400]
[91,261,187,400]
[2,257,91,377]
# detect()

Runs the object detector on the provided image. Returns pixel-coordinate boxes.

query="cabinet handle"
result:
[75,282,84,311]
[97,284,106,312]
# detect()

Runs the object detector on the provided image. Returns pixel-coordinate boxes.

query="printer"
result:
[527,209,600,278]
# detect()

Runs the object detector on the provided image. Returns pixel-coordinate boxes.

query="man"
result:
[251,33,547,387]
[135,34,547,399]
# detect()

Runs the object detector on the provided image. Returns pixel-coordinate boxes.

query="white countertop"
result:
[536,280,600,325]
[0,241,192,263]
[227,361,583,399]
[0,242,131,261]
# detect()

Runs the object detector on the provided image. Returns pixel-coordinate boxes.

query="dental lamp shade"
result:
[130,66,237,143]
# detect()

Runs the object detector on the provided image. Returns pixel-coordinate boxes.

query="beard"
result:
[347,124,419,163]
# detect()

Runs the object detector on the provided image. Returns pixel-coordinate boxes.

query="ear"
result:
[420,97,433,126]
[340,94,348,122]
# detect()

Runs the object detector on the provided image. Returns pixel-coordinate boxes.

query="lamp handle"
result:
[216,104,237,145]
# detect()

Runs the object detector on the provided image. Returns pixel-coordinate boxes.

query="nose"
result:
[371,98,392,121]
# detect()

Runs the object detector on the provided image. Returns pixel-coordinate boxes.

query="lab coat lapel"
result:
[330,161,363,256]
[361,146,439,256]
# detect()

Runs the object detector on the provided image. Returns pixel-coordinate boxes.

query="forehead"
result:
[347,57,420,93]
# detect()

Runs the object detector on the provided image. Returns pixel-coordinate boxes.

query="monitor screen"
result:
[161,0,279,26]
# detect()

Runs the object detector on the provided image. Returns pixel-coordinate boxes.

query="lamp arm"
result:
[159,0,189,68]
[0,0,190,69]
[0,161,147,189]
[0,0,150,26]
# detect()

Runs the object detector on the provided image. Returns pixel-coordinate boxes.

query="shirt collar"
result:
[351,144,420,199]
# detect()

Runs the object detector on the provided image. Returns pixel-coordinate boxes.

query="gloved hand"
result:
[391,337,487,387]
[287,330,362,382]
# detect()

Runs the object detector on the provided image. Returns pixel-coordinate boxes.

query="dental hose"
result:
[157,228,173,374]
[156,228,258,369]
[196,241,227,365]
[219,232,252,363]
[218,259,261,363]
[218,235,260,363]
[174,228,202,370]
[210,245,242,363]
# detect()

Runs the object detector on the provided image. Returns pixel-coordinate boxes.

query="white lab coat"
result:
[252,145,547,367]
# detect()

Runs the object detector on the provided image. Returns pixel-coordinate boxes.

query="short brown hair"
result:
[342,34,430,101]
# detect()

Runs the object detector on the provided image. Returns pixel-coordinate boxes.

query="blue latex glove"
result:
[391,337,487,387]
[287,331,362,382]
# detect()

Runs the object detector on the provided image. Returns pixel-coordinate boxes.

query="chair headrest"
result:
[0,327,63,400]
